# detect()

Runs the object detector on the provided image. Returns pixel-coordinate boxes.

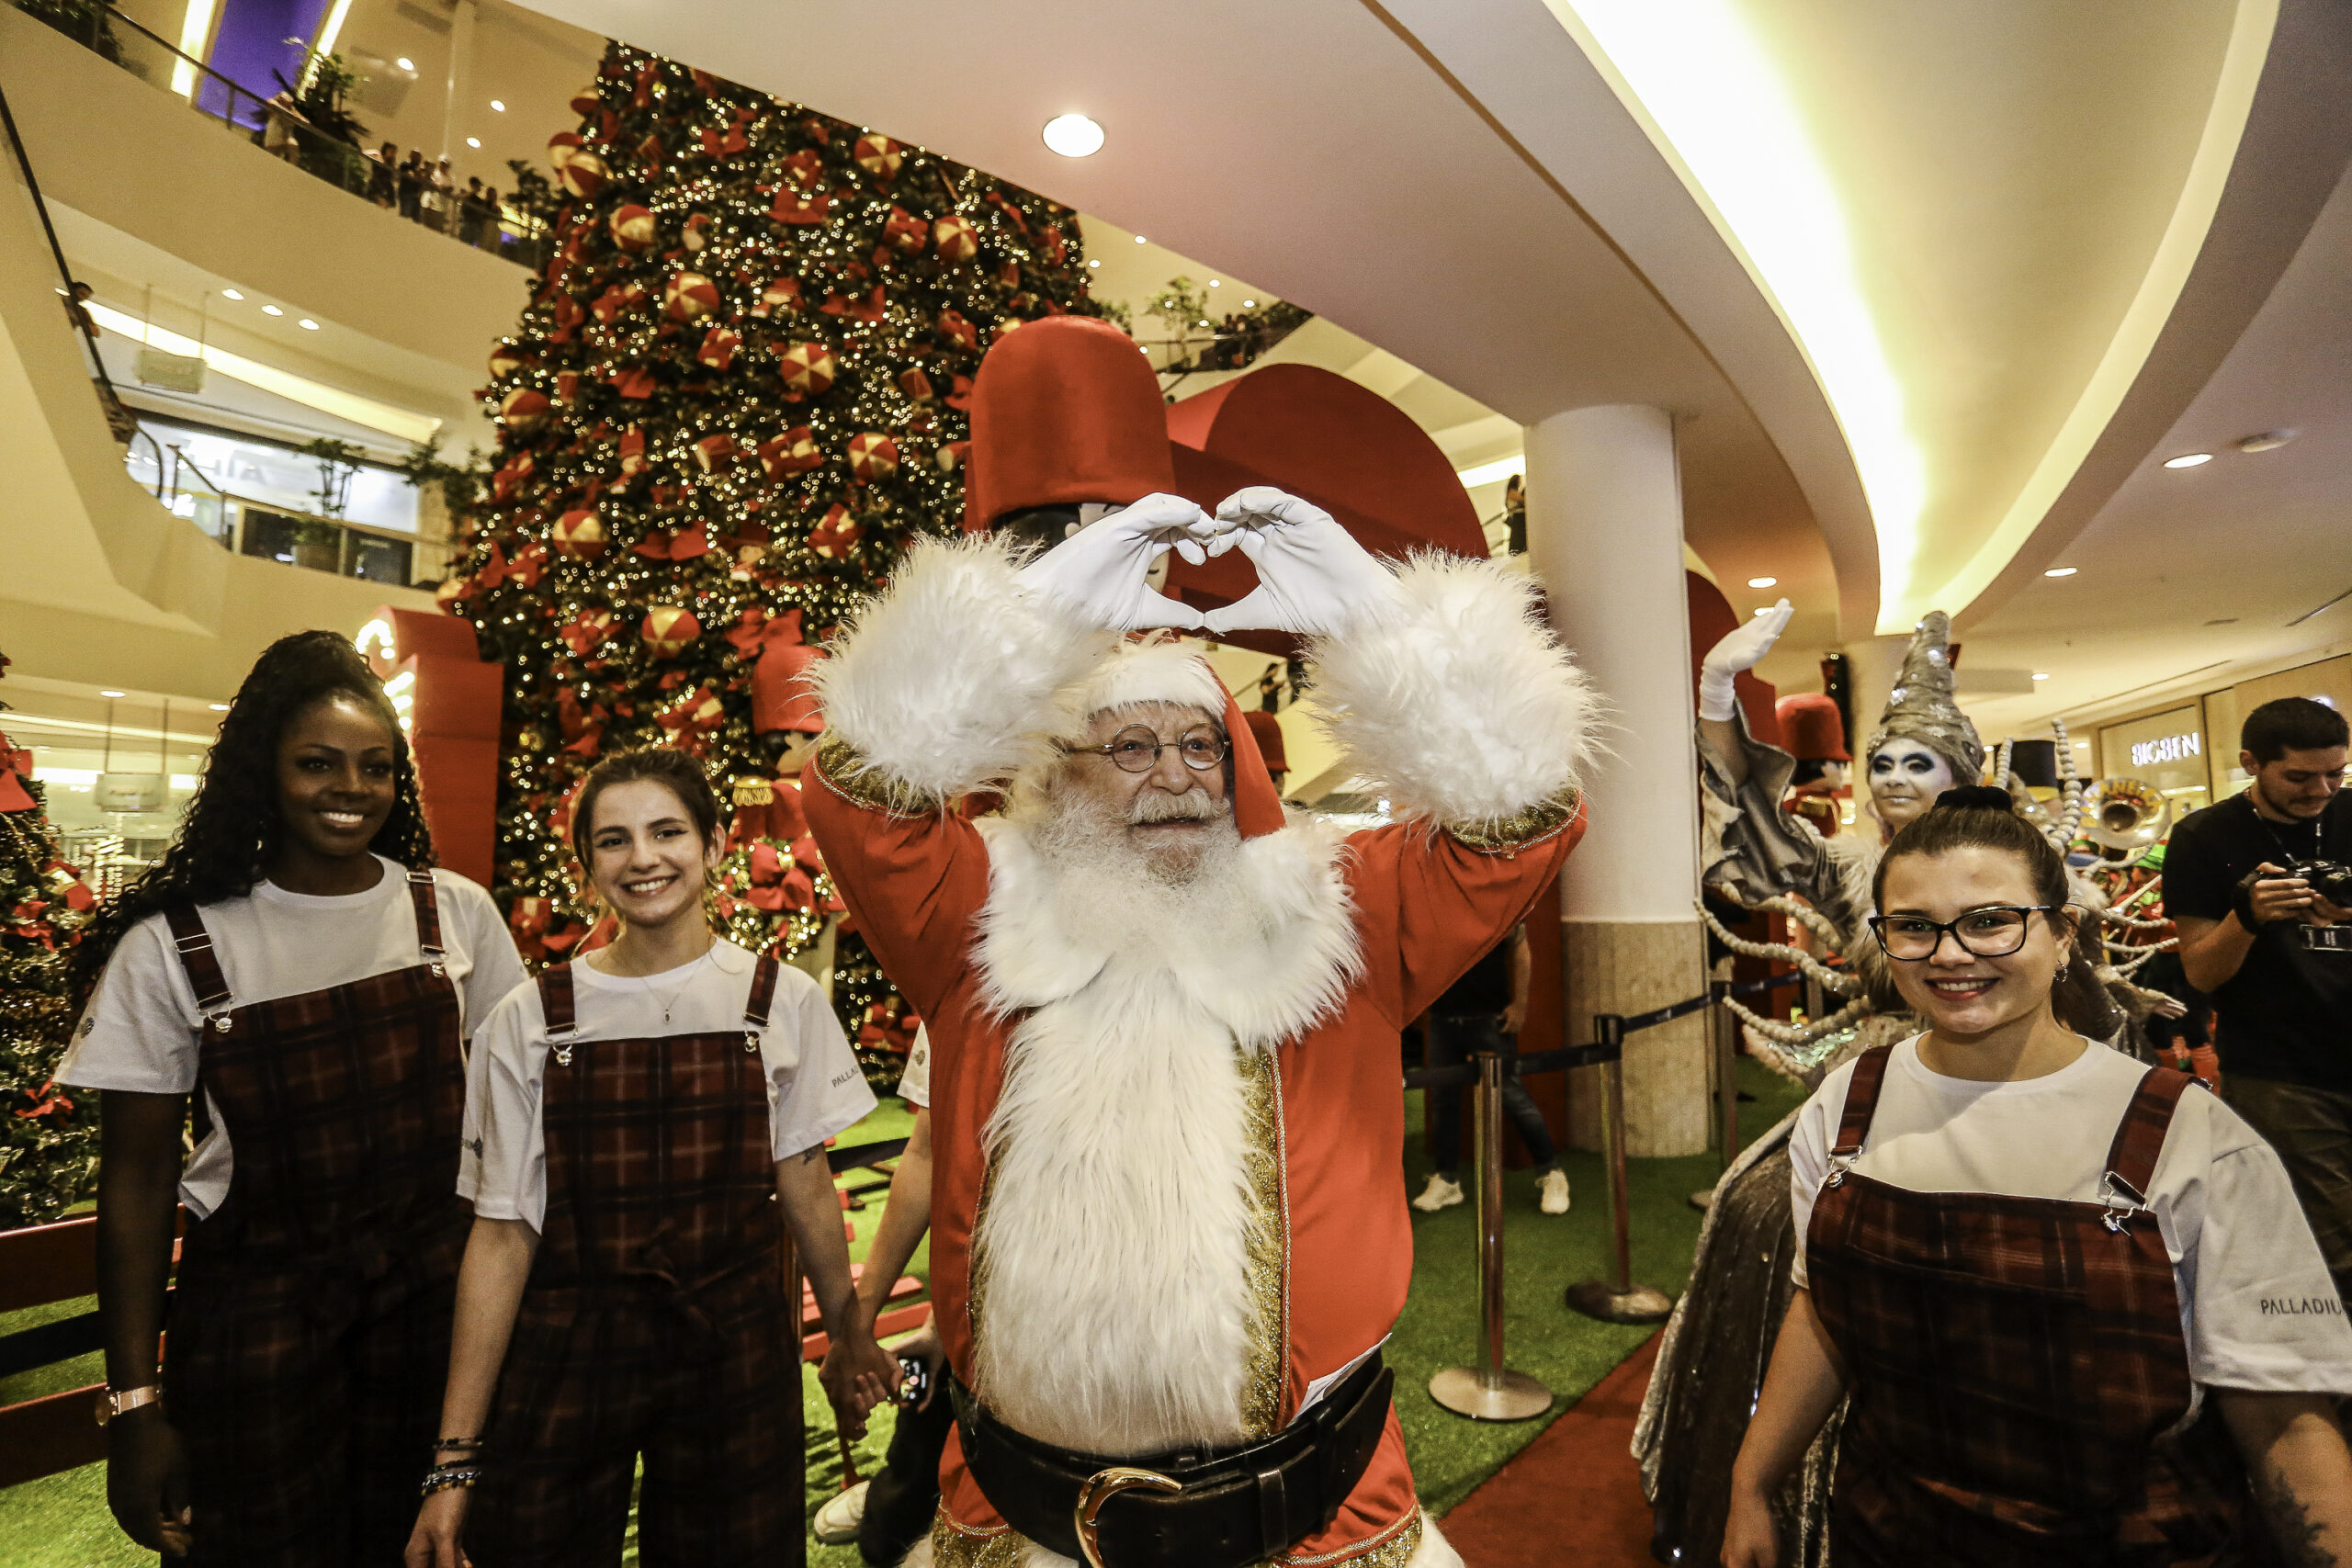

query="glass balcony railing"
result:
[12,0,557,268]
[140,445,450,588]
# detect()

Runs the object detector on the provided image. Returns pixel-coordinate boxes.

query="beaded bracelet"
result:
[420,1463,484,1498]
[434,1437,483,1452]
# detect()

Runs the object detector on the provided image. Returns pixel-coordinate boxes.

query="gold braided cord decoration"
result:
[1277,1509,1426,1567]
[2101,908,2175,931]
[1693,900,1860,997]
[1446,787,1583,853]
[927,1513,1024,1568]
[1720,989,1871,1044]
[1749,895,1847,954]
[810,733,944,819]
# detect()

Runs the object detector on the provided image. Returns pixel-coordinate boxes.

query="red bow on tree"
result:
[741,840,815,914]
[0,737,36,812]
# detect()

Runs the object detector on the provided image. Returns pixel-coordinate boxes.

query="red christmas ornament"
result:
[935,309,979,352]
[568,84,600,118]
[853,133,904,181]
[932,214,978,265]
[897,367,935,402]
[491,451,535,501]
[489,342,526,378]
[617,427,649,477]
[640,604,701,658]
[607,364,657,400]
[590,282,646,325]
[560,606,615,656]
[682,212,713,253]
[692,434,737,472]
[771,186,830,226]
[663,270,720,321]
[777,342,837,398]
[552,510,606,558]
[695,326,741,371]
[846,433,899,481]
[608,203,657,252]
[635,525,709,561]
[756,427,820,479]
[500,388,552,432]
[547,131,582,168]
[752,278,802,318]
[808,504,862,559]
[558,151,608,199]
[882,206,927,254]
[554,370,581,405]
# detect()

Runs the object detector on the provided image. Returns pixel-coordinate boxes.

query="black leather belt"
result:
[952,1351,1393,1568]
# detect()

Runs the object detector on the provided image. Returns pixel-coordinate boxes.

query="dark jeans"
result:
[1426,1012,1557,1176]
[859,1379,955,1564]
[2225,1075,2352,1303]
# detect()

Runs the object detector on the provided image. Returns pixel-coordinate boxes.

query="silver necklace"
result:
[643,946,713,1026]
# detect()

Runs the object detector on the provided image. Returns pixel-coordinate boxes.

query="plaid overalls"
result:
[1807,1046,2247,1566]
[160,868,469,1566]
[465,955,803,1567]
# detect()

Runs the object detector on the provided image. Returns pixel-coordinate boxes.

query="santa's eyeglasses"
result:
[1064,724,1229,773]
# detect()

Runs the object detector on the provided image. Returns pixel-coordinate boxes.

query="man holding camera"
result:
[2167,696,2352,1298]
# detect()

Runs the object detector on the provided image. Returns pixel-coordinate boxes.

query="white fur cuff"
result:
[1308,555,1599,829]
[810,536,1115,801]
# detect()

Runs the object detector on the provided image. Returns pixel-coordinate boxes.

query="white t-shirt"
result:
[1790,1037,2352,1397]
[460,939,876,1233]
[57,858,526,1218]
[898,1024,931,1108]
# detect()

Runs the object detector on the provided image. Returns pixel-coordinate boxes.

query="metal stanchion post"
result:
[1430,1052,1553,1420]
[1566,1016,1673,1324]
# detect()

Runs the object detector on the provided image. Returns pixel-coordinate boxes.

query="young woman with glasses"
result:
[1722,785,2352,1567]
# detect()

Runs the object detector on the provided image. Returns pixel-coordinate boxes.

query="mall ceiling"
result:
[505,0,2352,692]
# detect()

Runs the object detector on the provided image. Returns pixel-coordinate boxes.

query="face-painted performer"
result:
[802,437,1596,1565]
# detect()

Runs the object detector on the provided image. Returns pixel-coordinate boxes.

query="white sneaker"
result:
[813,1480,868,1545]
[1411,1173,1465,1212]
[1538,1168,1572,1214]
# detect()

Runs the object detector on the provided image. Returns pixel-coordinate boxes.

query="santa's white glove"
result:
[1698,599,1792,722]
[1015,492,1213,632]
[1200,488,1402,637]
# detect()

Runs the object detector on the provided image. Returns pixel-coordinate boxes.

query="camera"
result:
[2298,861,2352,907]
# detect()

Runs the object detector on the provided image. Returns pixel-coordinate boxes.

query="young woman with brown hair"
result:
[1724,786,2352,1567]
[405,748,892,1567]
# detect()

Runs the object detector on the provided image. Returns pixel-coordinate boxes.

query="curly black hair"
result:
[72,631,435,1005]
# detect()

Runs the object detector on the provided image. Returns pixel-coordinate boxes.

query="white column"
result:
[1525,404,1708,1157]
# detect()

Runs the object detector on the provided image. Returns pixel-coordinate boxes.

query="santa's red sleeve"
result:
[803,535,1116,1019]
[1305,553,1600,1020]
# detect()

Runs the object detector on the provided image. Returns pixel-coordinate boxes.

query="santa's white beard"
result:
[1018,782,1251,937]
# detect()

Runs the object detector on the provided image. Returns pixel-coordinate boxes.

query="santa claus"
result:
[804,355,1595,1568]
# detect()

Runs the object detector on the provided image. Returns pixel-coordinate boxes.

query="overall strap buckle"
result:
[741,955,781,1055]
[2098,1170,2149,1235]
[538,964,580,1066]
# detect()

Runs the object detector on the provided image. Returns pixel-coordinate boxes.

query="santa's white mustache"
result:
[1127,791,1228,826]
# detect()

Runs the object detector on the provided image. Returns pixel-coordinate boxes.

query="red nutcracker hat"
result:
[962,317,1175,534]
[1775,693,1849,762]
[1241,708,1288,776]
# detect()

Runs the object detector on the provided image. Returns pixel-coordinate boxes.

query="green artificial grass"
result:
[0,1065,1810,1564]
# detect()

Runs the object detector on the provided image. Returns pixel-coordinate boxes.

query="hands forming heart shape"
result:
[1015,486,1402,638]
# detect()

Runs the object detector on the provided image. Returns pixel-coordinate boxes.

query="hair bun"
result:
[1933,784,2018,813]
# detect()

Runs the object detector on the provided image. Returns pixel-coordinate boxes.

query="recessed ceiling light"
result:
[1087,259,1100,269]
[2043,566,2077,578]
[1242,299,1256,308]
[1207,279,1220,288]
[2032,672,2050,681]
[395,56,414,71]
[2163,452,2212,468]
[2235,430,2297,453]
[99,690,124,698]
[209,702,229,711]
[489,98,505,112]
[1041,113,1104,158]
[299,318,320,330]
[220,288,243,300]
[465,136,481,148]
[1134,235,1146,244]
[1747,576,1777,588]
[261,304,283,316]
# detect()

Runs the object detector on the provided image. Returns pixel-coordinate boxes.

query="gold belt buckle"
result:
[1072,1465,1182,1568]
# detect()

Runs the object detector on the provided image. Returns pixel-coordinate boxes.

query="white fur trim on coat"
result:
[1307,555,1599,829]
[964,815,1360,1456]
[809,535,1115,800]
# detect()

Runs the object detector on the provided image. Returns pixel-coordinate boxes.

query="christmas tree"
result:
[0,653,101,1230]
[440,43,1106,1087]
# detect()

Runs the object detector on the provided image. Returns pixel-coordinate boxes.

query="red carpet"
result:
[1441,1333,1661,1568]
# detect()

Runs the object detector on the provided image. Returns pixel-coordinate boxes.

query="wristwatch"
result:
[95,1385,163,1427]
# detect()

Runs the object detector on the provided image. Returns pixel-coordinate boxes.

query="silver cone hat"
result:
[1863,610,1984,782]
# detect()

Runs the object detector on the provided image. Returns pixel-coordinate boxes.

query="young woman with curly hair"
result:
[59,630,527,1564]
